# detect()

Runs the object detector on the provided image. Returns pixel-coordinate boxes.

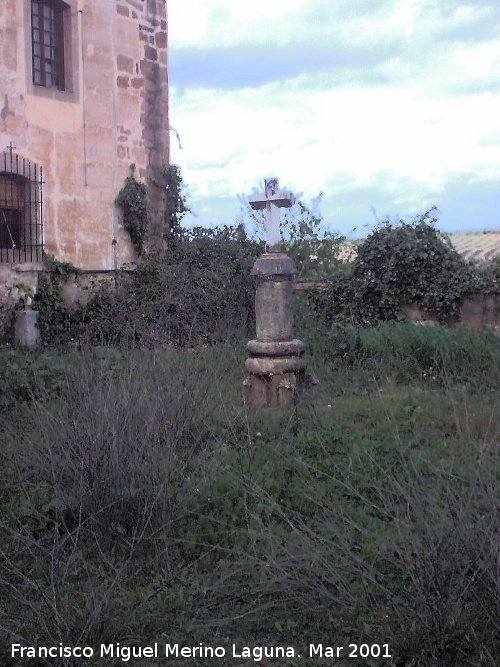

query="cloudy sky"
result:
[168,0,500,236]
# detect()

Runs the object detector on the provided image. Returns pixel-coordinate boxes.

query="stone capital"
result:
[251,253,296,279]
[247,338,305,356]
[245,355,307,376]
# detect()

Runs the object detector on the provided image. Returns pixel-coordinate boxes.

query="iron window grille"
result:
[31,0,65,90]
[0,146,44,263]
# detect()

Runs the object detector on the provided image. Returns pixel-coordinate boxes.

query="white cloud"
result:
[168,0,500,231]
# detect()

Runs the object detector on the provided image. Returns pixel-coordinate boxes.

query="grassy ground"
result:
[0,321,499,667]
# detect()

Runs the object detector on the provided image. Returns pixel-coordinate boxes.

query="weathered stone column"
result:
[243,177,315,409]
[243,252,309,409]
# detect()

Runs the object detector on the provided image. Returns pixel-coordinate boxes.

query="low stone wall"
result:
[59,271,119,309]
[0,266,121,306]
[296,282,500,334]
[0,263,42,306]
[0,263,42,340]
[400,295,500,333]
[460,293,500,332]
[1,271,499,343]
[0,265,121,342]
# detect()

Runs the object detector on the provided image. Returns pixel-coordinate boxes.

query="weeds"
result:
[1,324,498,666]
[296,310,500,394]
[0,347,230,663]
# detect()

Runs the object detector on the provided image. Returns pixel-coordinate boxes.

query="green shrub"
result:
[115,170,149,255]
[309,211,497,326]
[466,256,500,294]
[33,253,80,345]
[69,224,262,347]
[0,346,67,410]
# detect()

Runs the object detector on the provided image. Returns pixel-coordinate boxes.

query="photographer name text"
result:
[12,642,392,662]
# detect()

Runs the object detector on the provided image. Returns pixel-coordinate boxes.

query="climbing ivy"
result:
[33,275,70,343]
[162,163,190,240]
[42,252,81,282]
[115,166,149,255]
[309,209,498,326]
[33,253,80,344]
[116,163,189,253]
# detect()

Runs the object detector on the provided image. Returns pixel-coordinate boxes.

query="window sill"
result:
[0,260,44,270]
[28,83,78,104]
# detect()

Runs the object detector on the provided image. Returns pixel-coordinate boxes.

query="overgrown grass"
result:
[185,408,498,666]
[296,302,500,393]
[0,322,498,666]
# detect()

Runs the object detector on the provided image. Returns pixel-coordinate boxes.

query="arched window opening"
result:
[0,146,44,263]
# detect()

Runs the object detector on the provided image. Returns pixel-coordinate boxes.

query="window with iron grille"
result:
[31,0,65,90]
[0,147,44,263]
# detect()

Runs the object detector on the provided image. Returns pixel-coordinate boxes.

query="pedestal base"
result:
[243,370,306,410]
[243,338,316,409]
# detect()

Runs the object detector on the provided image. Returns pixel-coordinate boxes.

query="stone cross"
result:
[248,177,294,252]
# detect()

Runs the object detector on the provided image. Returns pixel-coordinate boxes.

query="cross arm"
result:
[269,190,294,208]
[248,190,295,210]
[248,192,267,210]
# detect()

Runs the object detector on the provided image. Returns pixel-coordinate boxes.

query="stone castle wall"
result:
[0,0,169,270]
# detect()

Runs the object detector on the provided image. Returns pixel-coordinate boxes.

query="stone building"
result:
[0,0,169,289]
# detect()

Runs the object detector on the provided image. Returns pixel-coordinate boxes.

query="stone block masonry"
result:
[0,0,169,271]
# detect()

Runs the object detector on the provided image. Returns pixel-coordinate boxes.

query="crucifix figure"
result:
[248,177,294,252]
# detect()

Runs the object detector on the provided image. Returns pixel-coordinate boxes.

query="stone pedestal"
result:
[14,307,40,347]
[244,253,311,409]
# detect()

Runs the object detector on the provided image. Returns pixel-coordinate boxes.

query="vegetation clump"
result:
[162,163,190,237]
[80,224,261,347]
[31,224,261,348]
[115,166,149,255]
[32,252,80,344]
[115,163,190,256]
[1,324,499,666]
[309,209,499,325]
